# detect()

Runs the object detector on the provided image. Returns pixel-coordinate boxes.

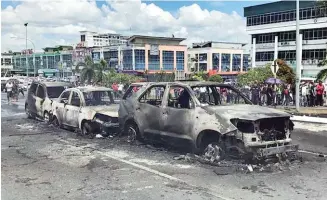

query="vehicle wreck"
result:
[51,86,119,138]
[119,81,298,162]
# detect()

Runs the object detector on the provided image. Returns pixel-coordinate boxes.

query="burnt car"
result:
[51,86,119,138]
[119,81,297,161]
[25,81,71,122]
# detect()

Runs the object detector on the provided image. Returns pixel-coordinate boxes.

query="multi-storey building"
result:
[244,0,327,78]
[12,46,74,77]
[91,35,187,74]
[79,31,129,47]
[187,41,250,79]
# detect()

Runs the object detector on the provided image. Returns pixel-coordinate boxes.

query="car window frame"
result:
[36,84,46,99]
[138,84,167,107]
[69,91,82,107]
[59,90,71,104]
[29,83,38,95]
[166,84,196,109]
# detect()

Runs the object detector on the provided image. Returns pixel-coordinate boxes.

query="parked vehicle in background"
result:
[119,81,297,161]
[51,86,119,138]
[25,81,72,122]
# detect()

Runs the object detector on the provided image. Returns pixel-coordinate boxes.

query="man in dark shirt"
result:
[251,81,260,105]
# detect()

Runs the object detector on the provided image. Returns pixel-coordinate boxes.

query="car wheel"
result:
[44,112,50,124]
[203,143,225,163]
[81,122,95,139]
[52,116,60,128]
[124,122,140,143]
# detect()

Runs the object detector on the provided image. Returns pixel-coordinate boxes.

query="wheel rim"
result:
[204,143,223,163]
[44,113,50,123]
[127,126,137,143]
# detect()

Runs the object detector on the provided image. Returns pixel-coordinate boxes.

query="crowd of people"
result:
[242,80,326,107]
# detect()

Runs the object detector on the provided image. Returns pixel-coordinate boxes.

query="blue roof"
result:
[244,1,316,17]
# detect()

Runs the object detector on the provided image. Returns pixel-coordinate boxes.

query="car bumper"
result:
[256,144,299,157]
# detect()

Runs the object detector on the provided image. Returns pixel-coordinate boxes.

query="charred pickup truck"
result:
[119,81,298,161]
[51,86,119,138]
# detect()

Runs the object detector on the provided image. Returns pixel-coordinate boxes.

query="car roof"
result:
[75,86,113,92]
[141,81,234,88]
[34,81,72,87]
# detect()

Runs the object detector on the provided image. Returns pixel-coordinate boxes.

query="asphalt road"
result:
[2,93,327,200]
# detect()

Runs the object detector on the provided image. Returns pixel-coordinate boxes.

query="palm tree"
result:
[95,59,107,84]
[317,59,327,81]
[80,56,96,84]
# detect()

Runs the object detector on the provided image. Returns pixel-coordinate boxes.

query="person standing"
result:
[316,80,325,106]
[5,81,13,103]
[250,81,260,105]
[309,82,316,107]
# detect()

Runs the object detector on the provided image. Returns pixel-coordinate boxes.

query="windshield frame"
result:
[190,84,253,106]
[82,90,116,106]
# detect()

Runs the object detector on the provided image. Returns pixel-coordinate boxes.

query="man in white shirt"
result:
[5,81,13,103]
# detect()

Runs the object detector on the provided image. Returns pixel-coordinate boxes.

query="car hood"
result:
[89,104,119,117]
[202,104,291,121]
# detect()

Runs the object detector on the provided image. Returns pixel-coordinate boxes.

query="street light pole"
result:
[295,0,301,111]
[24,23,28,77]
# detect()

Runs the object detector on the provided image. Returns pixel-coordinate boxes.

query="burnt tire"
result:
[124,122,140,143]
[52,116,60,127]
[81,122,95,139]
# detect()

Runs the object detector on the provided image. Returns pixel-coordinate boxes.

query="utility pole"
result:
[24,23,28,77]
[295,0,301,112]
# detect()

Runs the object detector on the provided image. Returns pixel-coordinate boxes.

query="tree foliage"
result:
[152,70,175,82]
[191,71,209,81]
[103,69,141,86]
[237,59,295,85]
[208,74,223,83]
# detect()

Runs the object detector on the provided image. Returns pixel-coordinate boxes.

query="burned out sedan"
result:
[119,81,298,161]
[52,86,119,138]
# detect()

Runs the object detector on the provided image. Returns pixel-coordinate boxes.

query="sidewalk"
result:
[273,106,327,124]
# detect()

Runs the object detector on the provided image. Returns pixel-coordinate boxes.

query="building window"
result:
[176,51,184,70]
[243,54,250,72]
[199,63,207,71]
[199,53,207,62]
[123,50,133,70]
[212,53,220,70]
[135,49,145,70]
[62,54,73,68]
[81,35,85,42]
[302,49,327,61]
[221,54,230,72]
[256,52,274,62]
[246,6,327,27]
[48,56,55,69]
[232,54,241,72]
[278,51,296,61]
[105,51,118,69]
[148,50,160,70]
[162,51,174,70]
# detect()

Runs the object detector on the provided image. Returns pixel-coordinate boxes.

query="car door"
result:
[135,84,166,139]
[35,84,46,117]
[64,91,81,128]
[55,90,71,124]
[161,85,196,147]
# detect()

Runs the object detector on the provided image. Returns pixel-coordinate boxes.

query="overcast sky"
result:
[1,0,275,52]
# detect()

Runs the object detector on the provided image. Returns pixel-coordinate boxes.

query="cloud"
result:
[1,0,249,52]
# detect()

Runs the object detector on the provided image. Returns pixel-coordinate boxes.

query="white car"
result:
[51,86,119,138]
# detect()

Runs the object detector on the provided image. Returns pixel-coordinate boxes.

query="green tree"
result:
[208,74,223,83]
[80,56,108,84]
[317,59,327,81]
[237,59,295,86]
[191,71,208,81]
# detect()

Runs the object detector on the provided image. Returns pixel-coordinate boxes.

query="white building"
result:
[79,31,129,48]
[244,0,327,78]
[1,52,14,71]
[187,41,250,79]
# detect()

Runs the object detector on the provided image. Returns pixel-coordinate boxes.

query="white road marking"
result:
[57,138,234,200]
